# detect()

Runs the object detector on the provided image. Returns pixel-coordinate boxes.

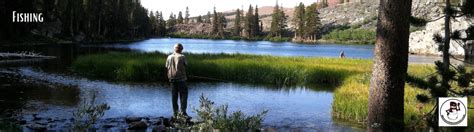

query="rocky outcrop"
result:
[180,2,472,56]
[318,2,472,56]
[319,3,378,27]
[409,16,473,56]
[173,23,212,35]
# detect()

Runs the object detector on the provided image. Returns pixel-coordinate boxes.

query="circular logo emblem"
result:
[440,99,467,125]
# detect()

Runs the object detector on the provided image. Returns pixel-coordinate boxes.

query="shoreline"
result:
[0,38,148,47]
[0,36,468,63]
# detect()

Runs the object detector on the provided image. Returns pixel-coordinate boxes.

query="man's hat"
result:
[450,101,457,106]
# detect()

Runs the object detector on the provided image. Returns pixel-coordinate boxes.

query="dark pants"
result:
[171,81,188,116]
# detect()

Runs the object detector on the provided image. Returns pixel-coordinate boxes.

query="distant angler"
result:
[12,11,44,23]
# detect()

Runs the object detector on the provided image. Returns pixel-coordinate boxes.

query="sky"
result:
[141,0,319,18]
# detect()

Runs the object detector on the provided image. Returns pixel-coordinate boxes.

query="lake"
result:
[0,38,455,131]
[1,67,361,131]
[95,38,462,64]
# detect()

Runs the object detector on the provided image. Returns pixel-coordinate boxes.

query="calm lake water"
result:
[96,38,462,64]
[1,68,360,131]
[0,38,457,131]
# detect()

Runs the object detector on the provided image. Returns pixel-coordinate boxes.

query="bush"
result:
[193,94,267,130]
[321,28,376,44]
[263,36,291,42]
[72,91,110,130]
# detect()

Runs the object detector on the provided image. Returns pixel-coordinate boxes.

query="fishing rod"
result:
[188,75,229,82]
[162,68,229,82]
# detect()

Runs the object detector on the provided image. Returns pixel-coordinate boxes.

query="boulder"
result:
[17,120,27,125]
[125,117,142,124]
[127,121,148,130]
[26,123,47,131]
[102,123,115,129]
[152,125,166,132]
[409,16,473,56]
[162,118,171,127]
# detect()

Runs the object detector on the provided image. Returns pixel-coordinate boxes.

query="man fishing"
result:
[165,43,189,117]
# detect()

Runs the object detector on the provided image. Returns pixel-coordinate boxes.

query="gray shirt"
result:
[166,53,187,82]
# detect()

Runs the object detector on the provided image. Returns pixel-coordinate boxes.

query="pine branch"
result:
[406,103,437,128]
[427,16,444,22]
[447,88,463,96]
[450,55,474,65]
[452,39,465,48]
[422,71,439,79]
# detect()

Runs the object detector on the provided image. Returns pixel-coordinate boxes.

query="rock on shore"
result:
[409,16,473,56]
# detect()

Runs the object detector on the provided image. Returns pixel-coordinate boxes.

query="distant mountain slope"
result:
[178,2,472,56]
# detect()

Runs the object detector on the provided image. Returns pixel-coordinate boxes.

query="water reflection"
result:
[0,44,134,72]
[5,67,359,130]
[99,38,466,64]
[0,69,80,112]
[100,38,374,58]
[0,39,469,70]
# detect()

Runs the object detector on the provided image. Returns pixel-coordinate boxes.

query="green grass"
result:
[72,52,471,128]
[72,52,368,86]
[332,70,435,128]
[321,28,376,44]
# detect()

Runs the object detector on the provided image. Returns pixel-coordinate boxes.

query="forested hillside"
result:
[1,0,151,43]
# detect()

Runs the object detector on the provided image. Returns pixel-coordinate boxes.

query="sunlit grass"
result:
[72,52,370,86]
[72,52,459,128]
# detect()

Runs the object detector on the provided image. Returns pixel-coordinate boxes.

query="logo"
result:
[12,11,44,23]
[439,97,468,127]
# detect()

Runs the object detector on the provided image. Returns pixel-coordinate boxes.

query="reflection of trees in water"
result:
[0,72,81,113]
[188,82,335,94]
[0,44,136,72]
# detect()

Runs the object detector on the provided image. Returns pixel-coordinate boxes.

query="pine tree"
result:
[205,11,212,23]
[303,3,321,40]
[270,2,286,37]
[254,5,260,35]
[244,5,255,38]
[159,12,167,36]
[212,7,219,35]
[153,11,167,37]
[234,9,242,36]
[185,7,190,24]
[367,0,412,130]
[278,6,287,36]
[217,12,227,38]
[177,11,184,24]
[403,1,474,130]
[1,0,153,42]
[149,11,157,35]
[168,13,177,29]
[197,15,203,23]
[292,2,305,40]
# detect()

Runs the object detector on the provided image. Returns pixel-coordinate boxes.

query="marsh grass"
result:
[332,65,447,128]
[72,52,369,86]
[72,52,455,128]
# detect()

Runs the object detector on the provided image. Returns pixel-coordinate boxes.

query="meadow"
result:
[72,52,466,128]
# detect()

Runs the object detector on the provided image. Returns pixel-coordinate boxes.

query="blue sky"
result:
[141,0,319,17]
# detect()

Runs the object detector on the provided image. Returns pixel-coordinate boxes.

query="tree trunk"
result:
[441,0,451,94]
[367,0,412,131]
[433,0,451,131]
